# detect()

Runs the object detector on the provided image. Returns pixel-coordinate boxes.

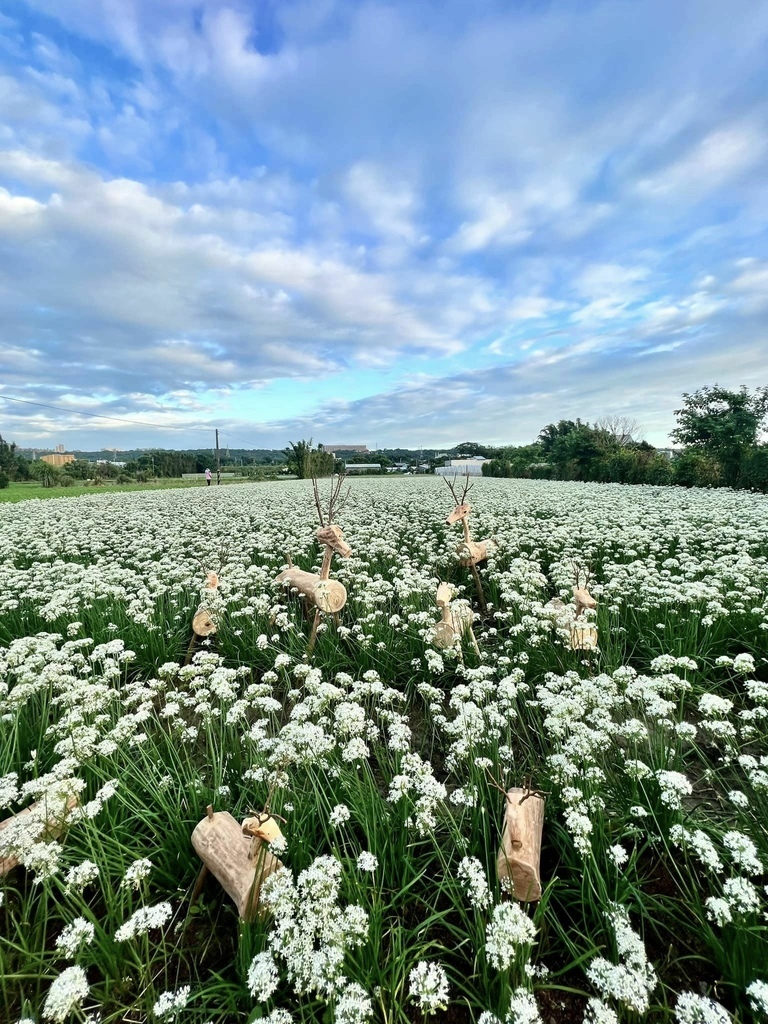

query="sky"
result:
[0,0,767,452]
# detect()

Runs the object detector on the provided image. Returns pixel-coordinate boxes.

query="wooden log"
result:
[275,567,347,613]
[192,606,217,637]
[432,601,480,656]
[435,582,454,608]
[0,793,79,876]
[191,809,282,921]
[432,619,457,649]
[496,788,545,902]
[571,623,599,650]
[456,539,491,567]
[316,525,352,558]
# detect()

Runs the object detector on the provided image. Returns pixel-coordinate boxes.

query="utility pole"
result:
[215,429,221,485]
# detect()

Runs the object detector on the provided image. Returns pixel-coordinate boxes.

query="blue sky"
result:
[0,0,767,451]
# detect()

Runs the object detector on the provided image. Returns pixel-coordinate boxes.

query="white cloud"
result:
[3,0,768,449]
[637,123,767,198]
[0,151,461,401]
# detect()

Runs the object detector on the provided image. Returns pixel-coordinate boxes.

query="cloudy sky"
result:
[1,0,767,451]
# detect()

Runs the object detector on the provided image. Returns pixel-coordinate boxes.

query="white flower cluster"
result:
[586,905,657,1014]
[457,856,492,909]
[122,857,153,890]
[114,901,173,942]
[674,991,732,1024]
[55,917,95,959]
[248,856,369,1011]
[485,903,537,970]
[408,960,450,1015]
[152,985,191,1020]
[42,965,89,1022]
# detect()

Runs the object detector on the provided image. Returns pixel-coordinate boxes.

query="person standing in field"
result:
[205,468,212,486]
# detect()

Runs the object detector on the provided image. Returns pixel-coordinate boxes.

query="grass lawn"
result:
[0,477,257,503]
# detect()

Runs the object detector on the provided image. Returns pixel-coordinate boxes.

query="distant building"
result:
[343,463,382,473]
[55,444,65,454]
[41,453,75,466]
[327,444,369,454]
[435,457,487,478]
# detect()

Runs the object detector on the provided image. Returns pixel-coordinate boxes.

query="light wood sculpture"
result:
[274,474,352,652]
[433,582,481,657]
[186,564,226,665]
[444,475,490,613]
[571,563,598,651]
[496,787,545,902]
[191,806,283,921]
[0,792,79,875]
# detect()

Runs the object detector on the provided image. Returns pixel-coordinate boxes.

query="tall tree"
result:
[537,419,584,455]
[284,439,334,479]
[671,385,768,486]
[594,415,644,446]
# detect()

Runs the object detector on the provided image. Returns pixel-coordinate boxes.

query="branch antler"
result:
[327,472,350,524]
[572,560,593,591]
[311,472,350,527]
[444,472,474,508]
[312,476,325,528]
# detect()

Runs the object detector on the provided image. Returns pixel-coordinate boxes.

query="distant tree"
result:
[310,448,335,477]
[537,420,584,455]
[594,415,644,446]
[672,449,723,488]
[0,434,26,481]
[671,385,768,486]
[454,441,493,458]
[548,423,610,480]
[284,439,310,477]
[284,439,334,479]
[63,459,93,480]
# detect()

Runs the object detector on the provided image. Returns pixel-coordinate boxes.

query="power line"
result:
[221,429,271,450]
[0,393,213,434]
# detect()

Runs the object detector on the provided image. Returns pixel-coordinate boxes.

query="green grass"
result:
[0,477,269,503]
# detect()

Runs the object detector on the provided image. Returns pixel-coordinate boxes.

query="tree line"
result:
[481,386,768,491]
[3,385,767,491]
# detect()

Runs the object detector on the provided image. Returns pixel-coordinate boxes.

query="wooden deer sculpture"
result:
[275,474,352,652]
[432,582,481,657]
[191,805,284,921]
[571,562,598,651]
[186,548,230,664]
[444,474,491,613]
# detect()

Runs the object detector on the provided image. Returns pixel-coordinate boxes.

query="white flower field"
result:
[1,476,767,1024]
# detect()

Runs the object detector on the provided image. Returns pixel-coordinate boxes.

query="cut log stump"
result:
[275,567,347,613]
[496,788,545,902]
[456,539,492,567]
[191,808,282,921]
[571,623,599,650]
